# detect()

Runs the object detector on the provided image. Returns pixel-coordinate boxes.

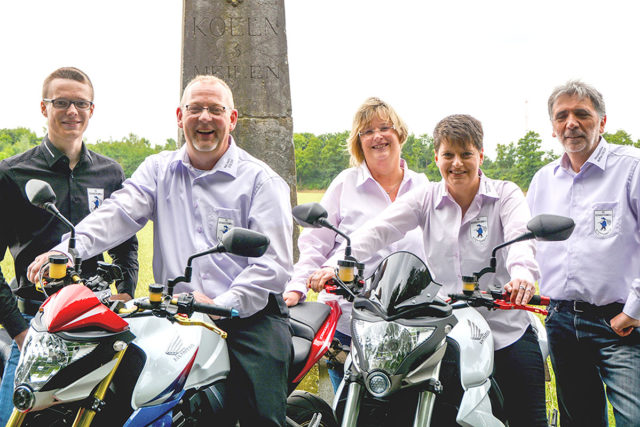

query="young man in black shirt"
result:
[0,67,139,423]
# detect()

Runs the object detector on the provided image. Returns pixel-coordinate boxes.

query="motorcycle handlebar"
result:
[192,301,239,318]
[527,294,549,306]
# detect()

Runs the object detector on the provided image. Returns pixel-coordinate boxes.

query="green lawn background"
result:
[1,190,615,424]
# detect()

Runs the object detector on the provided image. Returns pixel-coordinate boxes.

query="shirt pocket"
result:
[591,202,619,239]
[206,207,243,243]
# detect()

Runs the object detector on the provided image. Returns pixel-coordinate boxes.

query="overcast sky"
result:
[1,1,639,157]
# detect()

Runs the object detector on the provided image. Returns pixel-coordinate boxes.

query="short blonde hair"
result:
[347,97,409,167]
[180,75,234,108]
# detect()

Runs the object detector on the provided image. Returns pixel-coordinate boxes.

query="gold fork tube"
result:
[71,347,128,427]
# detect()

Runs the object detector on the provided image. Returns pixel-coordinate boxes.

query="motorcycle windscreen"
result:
[364,251,442,315]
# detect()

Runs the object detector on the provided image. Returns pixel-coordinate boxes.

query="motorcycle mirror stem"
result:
[469,214,575,284]
[166,228,270,296]
[25,179,82,274]
[292,202,354,258]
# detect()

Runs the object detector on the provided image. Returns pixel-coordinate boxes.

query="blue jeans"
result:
[328,330,351,391]
[546,300,640,427]
[0,314,31,426]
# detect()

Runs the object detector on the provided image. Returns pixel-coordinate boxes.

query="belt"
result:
[17,297,42,317]
[551,299,624,318]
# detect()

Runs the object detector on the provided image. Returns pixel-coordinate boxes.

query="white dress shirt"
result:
[288,160,428,335]
[54,137,293,317]
[331,173,539,349]
[527,139,640,320]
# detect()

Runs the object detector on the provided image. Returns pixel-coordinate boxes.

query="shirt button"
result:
[197,226,203,233]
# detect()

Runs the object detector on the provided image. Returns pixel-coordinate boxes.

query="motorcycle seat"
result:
[288,302,331,382]
[288,301,331,341]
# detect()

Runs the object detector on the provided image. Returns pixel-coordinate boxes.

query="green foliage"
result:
[402,134,441,181]
[294,131,350,189]
[483,131,558,190]
[0,128,41,160]
[89,133,170,177]
[603,130,640,148]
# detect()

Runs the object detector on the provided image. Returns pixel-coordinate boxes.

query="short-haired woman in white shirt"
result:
[333,114,548,426]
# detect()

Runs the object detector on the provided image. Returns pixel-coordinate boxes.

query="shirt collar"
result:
[555,137,608,175]
[171,136,239,178]
[355,158,410,189]
[40,135,92,168]
[435,169,496,208]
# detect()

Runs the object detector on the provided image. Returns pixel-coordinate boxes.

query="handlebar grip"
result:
[192,302,239,318]
[529,294,550,306]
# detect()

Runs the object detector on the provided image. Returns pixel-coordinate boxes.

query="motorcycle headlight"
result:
[352,319,435,374]
[14,329,98,390]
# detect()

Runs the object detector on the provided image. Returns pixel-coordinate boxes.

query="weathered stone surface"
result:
[181,0,299,257]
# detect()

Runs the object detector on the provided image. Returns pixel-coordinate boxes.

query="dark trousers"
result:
[494,325,548,427]
[546,300,640,427]
[216,293,293,427]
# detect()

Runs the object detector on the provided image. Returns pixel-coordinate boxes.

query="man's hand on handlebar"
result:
[504,279,535,306]
[307,266,336,293]
[190,290,220,320]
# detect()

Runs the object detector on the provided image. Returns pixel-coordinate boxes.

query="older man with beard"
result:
[527,80,640,427]
[29,75,294,426]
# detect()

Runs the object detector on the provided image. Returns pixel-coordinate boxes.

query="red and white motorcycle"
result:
[6,179,339,427]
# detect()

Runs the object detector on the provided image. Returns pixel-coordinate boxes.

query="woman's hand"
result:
[504,279,535,306]
[284,291,302,307]
[307,267,336,293]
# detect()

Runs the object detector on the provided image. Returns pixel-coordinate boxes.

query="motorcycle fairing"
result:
[41,284,129,333]
[123,391,184,427]
[127,310,230,409]
[143,350,198,406]
[448,307,494,388]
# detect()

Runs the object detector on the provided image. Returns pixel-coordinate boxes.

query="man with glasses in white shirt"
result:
[29,74,293,426]
[527,80,640,427]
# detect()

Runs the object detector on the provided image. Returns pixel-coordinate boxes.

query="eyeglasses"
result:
[358,125,396,140]
[183,104,227,116]
[43,98,93,110]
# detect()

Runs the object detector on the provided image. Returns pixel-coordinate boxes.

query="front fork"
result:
[338,360,443,427]
[6,347,128,427]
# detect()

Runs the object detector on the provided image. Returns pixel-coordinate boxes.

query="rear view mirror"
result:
[527,214,575,241]
[292,203,328,228]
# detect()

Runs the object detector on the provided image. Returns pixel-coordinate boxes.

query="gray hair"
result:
[548,80,606,119]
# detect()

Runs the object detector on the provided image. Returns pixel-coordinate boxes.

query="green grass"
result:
[0,191,615,424]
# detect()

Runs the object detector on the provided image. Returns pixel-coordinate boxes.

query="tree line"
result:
[2,127,639,191]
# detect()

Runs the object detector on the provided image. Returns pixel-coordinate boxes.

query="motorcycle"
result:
[6,179,338,427]
[289,202,575,427]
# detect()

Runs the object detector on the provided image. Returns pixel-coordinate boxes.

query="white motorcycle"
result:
[290,203,574,427]
[7,180,335,427]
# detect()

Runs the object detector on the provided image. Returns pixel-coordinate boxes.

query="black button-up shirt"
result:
[0,137,138,338]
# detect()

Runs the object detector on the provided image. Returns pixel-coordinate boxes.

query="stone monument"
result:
[180,0,298,226]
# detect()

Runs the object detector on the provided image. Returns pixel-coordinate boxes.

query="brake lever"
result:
[492,299,548,315]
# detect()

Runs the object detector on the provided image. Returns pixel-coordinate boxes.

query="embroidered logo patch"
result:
[470,216,488,242]
[87,188,104,212]
[217,217,234,242]
[594,209,613,236]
